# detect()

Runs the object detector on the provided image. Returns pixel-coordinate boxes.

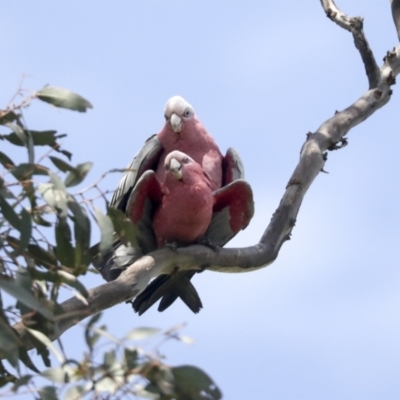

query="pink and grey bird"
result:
[125,151,254,314]
[93,96,252,313]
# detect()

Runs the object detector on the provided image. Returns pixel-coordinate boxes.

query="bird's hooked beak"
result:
[170,113,182,133]
[169,158,182,180]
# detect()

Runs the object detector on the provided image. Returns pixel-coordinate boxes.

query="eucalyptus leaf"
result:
[14,208,31,256]
[4,123,34,163]
[36,86,93,112]
[63,385,85,400]
[0,110,17,125]
[56,270,88,297]
[38,385,58,400]
[0,151,15,168]
[125,327,161,341]
[10,163,48,180]
[0,318,20,368]
[172,365,222,400]
[95,208,113,256]
[107,207,139,249]
[0,193,21,230]
[49,156,76,173]
[64,161,93,187]
[69,201,91,268]
[38,182,68,218]
[55,218,74,268]
[0,276,53,320]
[41,367,69,384]
[26,328,64,363]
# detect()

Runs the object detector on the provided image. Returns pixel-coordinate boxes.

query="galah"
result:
[124,151,254,315]
[93,96,251,312]
[95,96,243,277]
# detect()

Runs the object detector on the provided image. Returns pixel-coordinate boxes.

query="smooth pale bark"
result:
[10,0,400,350]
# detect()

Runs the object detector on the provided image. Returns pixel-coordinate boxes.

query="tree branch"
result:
[320,0,380,88]
[10,2,400,350]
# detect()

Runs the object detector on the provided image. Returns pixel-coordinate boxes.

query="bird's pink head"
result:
[159,96,206,146]
[164,150,205,184]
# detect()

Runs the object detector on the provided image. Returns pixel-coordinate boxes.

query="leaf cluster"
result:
[0,84,222,399]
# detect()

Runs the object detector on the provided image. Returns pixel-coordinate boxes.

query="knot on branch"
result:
[386,71,396,86]
[384,49,397,62]
[350,16,364,32]
[327,137,348,151]
[325,8,337,21]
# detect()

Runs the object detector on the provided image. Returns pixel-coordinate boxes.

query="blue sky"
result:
[2,1,400,399]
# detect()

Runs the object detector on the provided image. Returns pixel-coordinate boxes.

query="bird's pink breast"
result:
[153,181,214,247]
[156,119,223,190]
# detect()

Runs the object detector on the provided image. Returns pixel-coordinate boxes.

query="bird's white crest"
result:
[164,96,195,119]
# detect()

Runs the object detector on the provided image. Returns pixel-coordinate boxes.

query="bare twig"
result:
[320,0,380,88]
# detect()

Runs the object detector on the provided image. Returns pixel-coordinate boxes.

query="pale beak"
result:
[170,113,182,133]
[169,158,182,180]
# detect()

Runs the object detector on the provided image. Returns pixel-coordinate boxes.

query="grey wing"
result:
[92,135,162,281]
[110,134,163,211]
[222,147,245,185]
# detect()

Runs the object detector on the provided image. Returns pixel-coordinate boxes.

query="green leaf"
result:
[85,313,102,350]
[38,177,68,218]
[38,385,58,400]
[36,86,93,112]
[55,218,75,268]
[0,318,20,368]
[0,276,53,320]
[0,110,18,125]
[172,365,222,400]
[49,156,76,173]
[41,367,69,384]
[107,207,139,249]
[0,177,15,199]
[15,208,31,256]
[56,270,88,297]
[0,194,21,230]
[16,267,33,316]
[124,348,138,370]
[5,123,34,163]
[4,123,26,146]
[26,244,58,269]
[10,163,48,180]
[30,130,65,146]
[0,196,32,256]
[11,374,32,392]
[0,151,15,168]
[64,161,93,187]
[26,328,64,363]
[68,201,91,268]
[125,327,161,341]
[95,208,113,256]
[63,385,85,400]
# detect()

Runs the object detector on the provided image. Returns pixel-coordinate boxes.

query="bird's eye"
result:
[183,109,191,117]
[164,115,169,121]
[165,164,169,171]
[182,157,189,164]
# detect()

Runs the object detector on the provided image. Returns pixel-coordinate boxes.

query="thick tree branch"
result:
[10,2,400,350]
